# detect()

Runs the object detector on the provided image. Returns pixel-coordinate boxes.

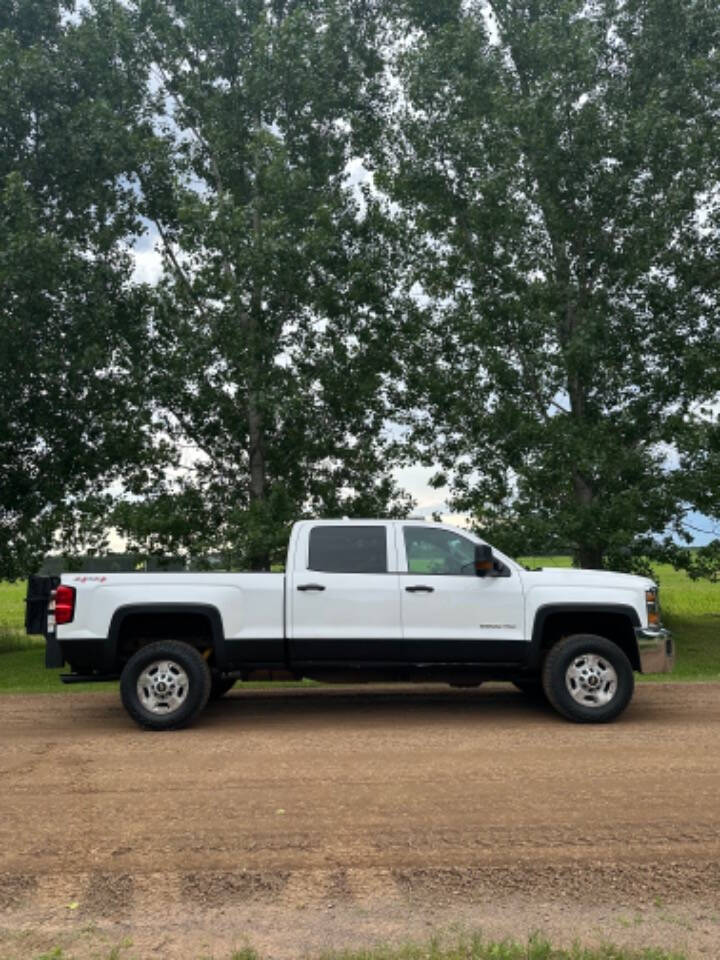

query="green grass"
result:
[0,580,116,693]
[0,646,118,693]
[0,579,35,653]
[1,559,718,693]
[0,578,25,624]
[25,938,688,960]
[306,937,686,960]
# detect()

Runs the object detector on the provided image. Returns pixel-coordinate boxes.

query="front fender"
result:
[527,603,642,671]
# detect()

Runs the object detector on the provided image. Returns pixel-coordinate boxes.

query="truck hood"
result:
[521,566,654,592]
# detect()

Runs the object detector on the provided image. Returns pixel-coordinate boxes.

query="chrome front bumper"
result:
[636,626,674,674]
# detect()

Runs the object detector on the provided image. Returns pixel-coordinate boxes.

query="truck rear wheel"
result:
[120,640,212,730]
[542,634,634,723]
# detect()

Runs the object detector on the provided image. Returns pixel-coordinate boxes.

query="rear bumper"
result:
[48,637,108,673]
[636,626,674,674]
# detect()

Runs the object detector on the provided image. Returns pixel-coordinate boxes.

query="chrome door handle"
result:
[297,583,326,592]
[405,585,434,593]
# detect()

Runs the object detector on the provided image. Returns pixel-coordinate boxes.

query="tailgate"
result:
[25,575,59,635]
[25,575,63,667]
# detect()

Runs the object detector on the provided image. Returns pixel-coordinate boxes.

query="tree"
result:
[112,0,410,569]
[0,0,159,579]
[377,0,720,568]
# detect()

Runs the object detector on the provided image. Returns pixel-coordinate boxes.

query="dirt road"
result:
[1,683,720,959]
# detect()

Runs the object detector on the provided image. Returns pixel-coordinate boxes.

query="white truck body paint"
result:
[56,519,656,647]
[60,574,284,641]
[521,567,653,640]
[287,520,403,641]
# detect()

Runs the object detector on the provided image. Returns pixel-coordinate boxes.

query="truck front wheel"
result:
[120,640,212,730]
[542,634,634,723]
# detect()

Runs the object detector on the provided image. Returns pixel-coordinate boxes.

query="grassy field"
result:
[26,938,688,960]
[277,945,684,960]
[0,581,115,693]
[1,559,718,693]
[267,943,684,960]
[0,578,31,651]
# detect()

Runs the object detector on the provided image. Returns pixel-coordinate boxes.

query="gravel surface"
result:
[0,682,719,958]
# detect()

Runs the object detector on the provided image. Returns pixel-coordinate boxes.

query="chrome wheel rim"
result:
[565,653,618,707]
[137,660,189,715]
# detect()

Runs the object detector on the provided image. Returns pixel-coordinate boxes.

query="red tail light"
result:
[54,585,76,625]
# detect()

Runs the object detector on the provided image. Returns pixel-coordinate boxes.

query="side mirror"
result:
[474,544,494,577]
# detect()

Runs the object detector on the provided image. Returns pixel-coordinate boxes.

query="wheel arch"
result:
[107,603,226,673]
[528,604,641,672]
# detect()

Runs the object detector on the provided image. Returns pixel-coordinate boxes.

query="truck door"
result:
[287,522,403,662]
[398,524,526,663]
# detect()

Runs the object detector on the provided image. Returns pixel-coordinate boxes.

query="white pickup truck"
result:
[26,519,673,729]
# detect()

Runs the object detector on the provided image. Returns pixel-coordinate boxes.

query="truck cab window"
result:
[404,527,476,576]
[308,526,388,574]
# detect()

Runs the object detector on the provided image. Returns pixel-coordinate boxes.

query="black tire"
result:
[210,675,236,699]
[120,640,212,731]
[542,634,634,723]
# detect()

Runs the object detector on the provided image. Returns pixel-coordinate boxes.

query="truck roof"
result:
[302,517,459,524]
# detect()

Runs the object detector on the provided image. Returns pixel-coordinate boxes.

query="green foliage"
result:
[678,539,720,583]
[106,0,411,569]
[0,0,161,579]
[378,0,720,570]
[3,0,719,578]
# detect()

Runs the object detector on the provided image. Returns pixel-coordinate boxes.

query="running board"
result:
[60,674,119,684]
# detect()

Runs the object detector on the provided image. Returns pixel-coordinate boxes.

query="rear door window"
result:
[308,526,388,574]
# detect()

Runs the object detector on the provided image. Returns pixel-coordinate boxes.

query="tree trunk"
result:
[574,544,604,569]
[571,470,604,568]
[244,181,271,572]
[247,399,265,503]
[247,393,270,571]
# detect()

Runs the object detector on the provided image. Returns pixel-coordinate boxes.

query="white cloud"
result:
[393,464,471,527]
[131,247,163,285]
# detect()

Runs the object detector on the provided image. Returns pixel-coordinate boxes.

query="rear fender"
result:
[107,603,226,673]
